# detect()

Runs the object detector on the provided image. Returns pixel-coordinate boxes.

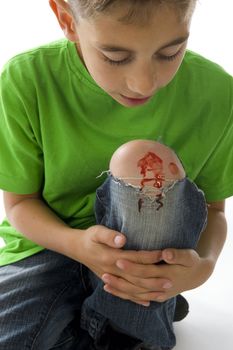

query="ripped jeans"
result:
[80,174,208,349]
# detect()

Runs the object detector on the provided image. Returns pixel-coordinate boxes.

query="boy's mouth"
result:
[120,94,152,106]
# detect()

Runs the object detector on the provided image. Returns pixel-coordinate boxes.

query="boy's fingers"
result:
[162,248,199,267]
[92,225,126,248]
[104,283,165,304]
[125,250,163,265]
[115,259,162,278]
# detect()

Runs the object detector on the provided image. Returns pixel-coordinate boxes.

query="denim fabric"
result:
[81,174,208,349]
[0,250,96,350]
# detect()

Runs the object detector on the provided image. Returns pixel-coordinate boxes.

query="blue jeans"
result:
[81,174,207,349]
[0,176,207,349]
[0,244,158,350]
[0,249,97,349]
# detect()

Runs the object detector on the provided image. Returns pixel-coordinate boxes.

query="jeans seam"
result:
[80,264,91,294]
[50,335,74,349]
[28,282,76,350]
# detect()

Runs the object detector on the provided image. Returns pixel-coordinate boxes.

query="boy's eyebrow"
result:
[96,34,190,52]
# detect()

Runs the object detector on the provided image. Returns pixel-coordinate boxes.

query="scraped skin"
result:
[110,139,185,192]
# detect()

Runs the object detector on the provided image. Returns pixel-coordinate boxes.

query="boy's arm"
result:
[3,191,168,305]
[3,191,82,257]
[194,200,226,264]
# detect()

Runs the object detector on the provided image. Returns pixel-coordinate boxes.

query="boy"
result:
[0,0,232,349]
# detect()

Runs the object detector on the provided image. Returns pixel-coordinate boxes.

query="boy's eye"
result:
[102,48,183,66]
[103,56,132,66]
[157,49,183,62]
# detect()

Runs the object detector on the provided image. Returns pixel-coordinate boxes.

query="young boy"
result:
[0,0,232,349]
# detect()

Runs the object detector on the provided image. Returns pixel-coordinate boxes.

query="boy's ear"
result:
[49,0,79,42]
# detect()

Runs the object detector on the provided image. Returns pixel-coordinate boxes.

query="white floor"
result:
[174,197,233,350]
[0,192,233,349]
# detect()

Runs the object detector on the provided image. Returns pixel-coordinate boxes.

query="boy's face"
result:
[53,1,191,107]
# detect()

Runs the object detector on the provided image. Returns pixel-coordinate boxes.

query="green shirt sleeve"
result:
[0,58,44,194]
[195,75,233,202]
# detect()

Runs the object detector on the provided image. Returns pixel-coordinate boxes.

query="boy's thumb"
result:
[113,234,126,248]
[94,227,126,248]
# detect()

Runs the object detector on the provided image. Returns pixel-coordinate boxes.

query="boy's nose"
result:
[126,66,158,97]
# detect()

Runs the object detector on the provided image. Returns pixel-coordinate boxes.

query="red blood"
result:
[169,162,179,175]
[137,152,165,189]
[137,151,165,211]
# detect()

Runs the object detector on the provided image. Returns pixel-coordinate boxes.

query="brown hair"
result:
[68,0,197,23]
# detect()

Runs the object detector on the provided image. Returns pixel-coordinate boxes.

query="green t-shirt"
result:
[0,39,232,266]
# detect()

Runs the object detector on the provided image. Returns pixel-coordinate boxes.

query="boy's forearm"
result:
[196,206,227,267]
[6,197,84,260]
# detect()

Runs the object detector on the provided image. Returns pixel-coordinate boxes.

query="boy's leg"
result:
[81,140,207,349]
[0,249,94,350]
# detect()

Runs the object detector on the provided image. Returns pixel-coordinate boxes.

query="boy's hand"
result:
[78,225,171,305]
[100,248,214,304]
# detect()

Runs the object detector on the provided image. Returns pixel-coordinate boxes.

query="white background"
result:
[0,1,233,349]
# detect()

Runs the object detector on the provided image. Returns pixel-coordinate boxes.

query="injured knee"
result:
[109,139,186,194]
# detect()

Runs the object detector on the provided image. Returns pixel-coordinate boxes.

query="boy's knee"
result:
[109,139,185,189]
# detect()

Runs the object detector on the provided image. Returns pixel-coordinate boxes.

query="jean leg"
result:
[0,249,94,350]
[81,176,207,349]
